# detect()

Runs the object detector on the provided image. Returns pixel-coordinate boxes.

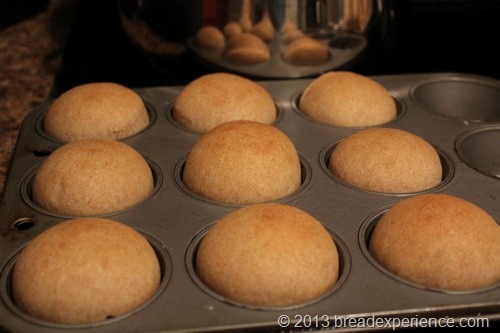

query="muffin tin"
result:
[1,72,499,332]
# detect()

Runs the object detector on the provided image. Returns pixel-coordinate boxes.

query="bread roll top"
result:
[329,128,442,193]
[173,73,276,133]
[183,120,301,204]
[299,71,397,127]
[13,218,161,324]
[370,194,500,290]
[44,82,149,142]
[196,203,339,306]
[32,139,154,216]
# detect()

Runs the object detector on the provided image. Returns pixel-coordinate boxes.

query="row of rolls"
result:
[9,71,500,325]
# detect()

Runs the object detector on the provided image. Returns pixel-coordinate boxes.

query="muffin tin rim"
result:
[409,75,500,122]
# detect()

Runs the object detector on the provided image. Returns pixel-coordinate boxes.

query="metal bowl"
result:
[118,0,399,78]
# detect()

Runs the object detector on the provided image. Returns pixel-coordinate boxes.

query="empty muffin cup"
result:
[411,77,500,121]
[456,126,500,179]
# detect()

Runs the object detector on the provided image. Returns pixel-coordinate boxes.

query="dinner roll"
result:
[251,13,275,43]
[196,204,339,307]
[12,218,161,324]
[32,139,154,216]
[44,82,149,142]
[283,37,330,66]
[329,128,442,193]
[238,0,253,32]
[223,22,243,40]
[223,32,271,65]
[194,25,225,49]
[173,73,276,133]
[369,194,500,290]
[299,71,397,127]
[280,19,298,34]
[281,28,305,44]
[183,120,301,205]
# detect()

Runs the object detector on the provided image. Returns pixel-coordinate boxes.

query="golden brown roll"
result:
[283,37,330,66]
[299,71,397,127]
[280,19,298,34]
[329,128,442,193]
[223,32,271,65]
[196,204,339,307]
[281,28,305,44]
[251,11,275,43]
[44,82,149,142]
[194,25,225,49]
[183,120,301,205]
[173,73,276,133]
[223,22,243,40]
[32,139,154,216]
[238,0,253,32]
[369,194,500,290]
[12,218,161,324]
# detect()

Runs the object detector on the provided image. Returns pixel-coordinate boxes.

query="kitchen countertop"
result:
[0,0,75,196]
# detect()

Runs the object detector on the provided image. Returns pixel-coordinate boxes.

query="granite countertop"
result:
[0,0,75,197]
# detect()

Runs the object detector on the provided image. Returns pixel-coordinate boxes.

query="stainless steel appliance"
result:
[118,0,399,78]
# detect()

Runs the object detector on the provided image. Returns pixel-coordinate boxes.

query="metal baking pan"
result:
[1,72,499,332]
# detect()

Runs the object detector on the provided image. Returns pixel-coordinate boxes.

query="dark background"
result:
[43,0,500,95]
